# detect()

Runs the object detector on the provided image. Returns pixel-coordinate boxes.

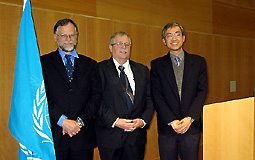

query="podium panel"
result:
[203,97,255,160]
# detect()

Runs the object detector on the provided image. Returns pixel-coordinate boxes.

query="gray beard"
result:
[57,41,77,52]
[60,45,76,52]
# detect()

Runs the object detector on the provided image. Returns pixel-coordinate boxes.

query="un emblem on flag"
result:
[32,80,53,143]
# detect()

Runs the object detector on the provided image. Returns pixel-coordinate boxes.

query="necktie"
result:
[118,65,134,112]
[175,56,181,66]
[65,55,74,82]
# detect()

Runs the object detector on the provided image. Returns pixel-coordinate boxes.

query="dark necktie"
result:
[65,55,74,82]
[118,65,134,112]
[175,56,180,66]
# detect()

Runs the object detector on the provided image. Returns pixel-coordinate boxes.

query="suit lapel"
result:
[181,52,194,101]
[72,56,83,83]
[163,53,180,100]
[106,58,127,103]
[51,50,70,83]
[130,61,139,109]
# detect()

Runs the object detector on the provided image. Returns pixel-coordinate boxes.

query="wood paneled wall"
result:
[184,32,255,103]
[213,1,255,38]
[1,0,254,159]
[217,0,255,8]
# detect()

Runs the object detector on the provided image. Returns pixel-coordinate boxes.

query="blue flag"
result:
[8,0,56,159]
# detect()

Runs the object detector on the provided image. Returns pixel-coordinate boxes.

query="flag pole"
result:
[23,0,27,11]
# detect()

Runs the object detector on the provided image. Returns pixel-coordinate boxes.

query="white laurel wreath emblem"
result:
[20,80,54,160]
[19,143,42,160]
[32,80,53,143]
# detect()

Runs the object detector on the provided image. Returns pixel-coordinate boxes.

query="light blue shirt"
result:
[57,49,79,127]
[58,48,79,66]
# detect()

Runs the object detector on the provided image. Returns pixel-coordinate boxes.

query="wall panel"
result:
[213,0,255,38]
[185,32,255,103]
[96,0,213,34]
[217,0,255,9]
[0,0,97,16]
[1,0,213,34]
[0,3,20,160]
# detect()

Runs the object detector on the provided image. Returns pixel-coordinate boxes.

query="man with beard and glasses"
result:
[40,19,102,160]
[150,22,208,160]
[95,31,154,160]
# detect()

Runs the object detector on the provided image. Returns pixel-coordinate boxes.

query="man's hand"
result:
[171,117,192,134]
[170,120,181,133]
[115,118,135,132]
[62,119,82,137]
[132,118,144,129]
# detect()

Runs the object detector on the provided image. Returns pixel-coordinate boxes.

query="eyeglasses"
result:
[56,34,78,39]
[112,42,131,47]
[165,32,182,39]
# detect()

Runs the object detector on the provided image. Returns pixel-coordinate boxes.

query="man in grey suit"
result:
[151,23,208,160]
[95,31,154,160]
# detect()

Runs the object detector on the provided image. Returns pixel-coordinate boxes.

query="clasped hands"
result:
[171,117,192,134]
[115,118,144,132]
[61,119,82,137]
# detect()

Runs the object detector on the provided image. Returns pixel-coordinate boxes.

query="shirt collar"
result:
[170,51,184,61]
[112,57,130,70]
[58,48,79,59]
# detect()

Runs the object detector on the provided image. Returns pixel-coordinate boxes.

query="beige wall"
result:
[1,0,254,159]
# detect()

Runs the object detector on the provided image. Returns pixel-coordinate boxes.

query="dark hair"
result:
[53,19,78,34]
[162,22,185,39]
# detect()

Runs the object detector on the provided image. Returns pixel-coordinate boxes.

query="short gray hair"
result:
[109,31,132,45]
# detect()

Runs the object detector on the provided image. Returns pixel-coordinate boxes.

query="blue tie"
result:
[118,65,134,112]
[65,55,74,82]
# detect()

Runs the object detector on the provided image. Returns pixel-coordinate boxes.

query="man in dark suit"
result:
[95,31,154,160]
[41,19,101,160]
[150,23,208,160]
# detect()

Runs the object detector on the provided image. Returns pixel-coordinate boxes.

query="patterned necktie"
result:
[175,56,181,66]
[65,55,74,82]
[118,65,134,112]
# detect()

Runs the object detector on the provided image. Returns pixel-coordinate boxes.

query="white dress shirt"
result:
[112,57,135,95]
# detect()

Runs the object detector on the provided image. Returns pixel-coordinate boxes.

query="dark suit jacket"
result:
[150,51,208,135]
[95,57,154,148]
[41,50,101,152]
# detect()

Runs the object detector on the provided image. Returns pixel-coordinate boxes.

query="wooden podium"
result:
[203,97,255,160]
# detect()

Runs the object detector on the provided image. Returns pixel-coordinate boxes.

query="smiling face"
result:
[109,34,131,65]
[162,26,185,56]
[53,22,78,55]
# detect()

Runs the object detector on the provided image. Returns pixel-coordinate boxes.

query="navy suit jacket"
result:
[41,50,102,151]
[95,57,154,148]
[150,51,208,135]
